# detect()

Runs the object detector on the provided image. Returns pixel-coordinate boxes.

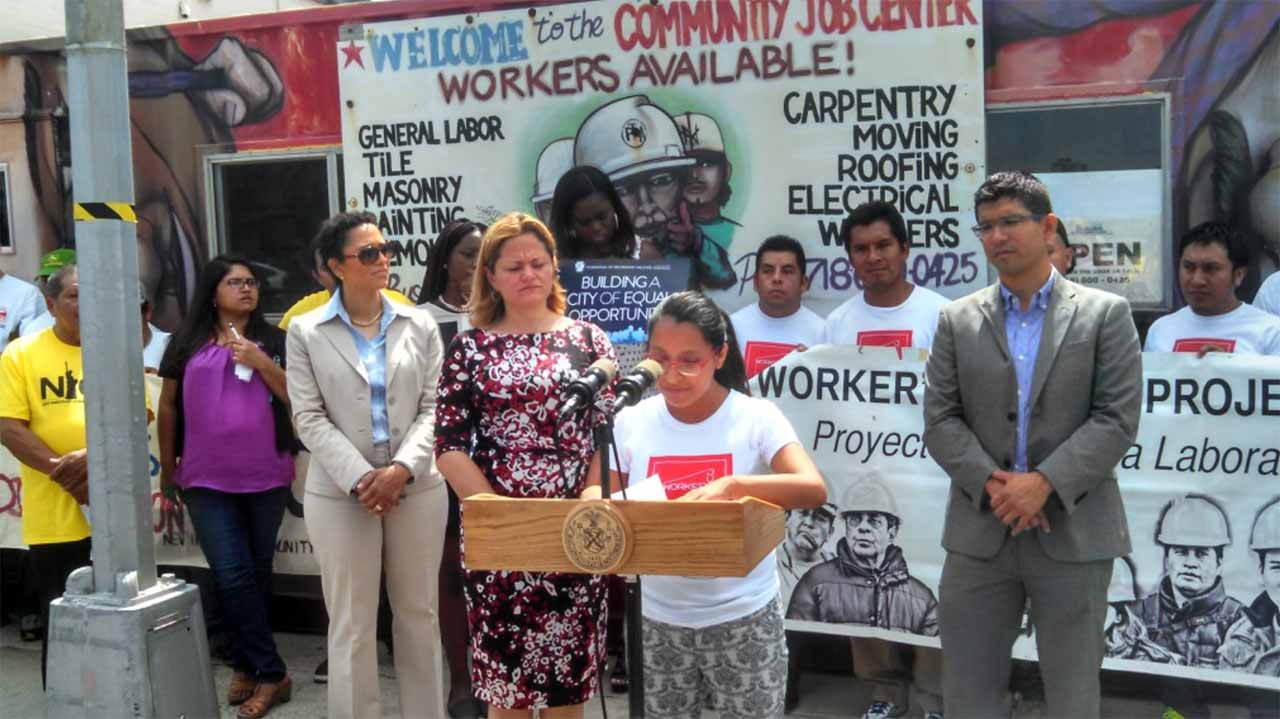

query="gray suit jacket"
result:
[923,277,1142,562]
[286,301,445,498]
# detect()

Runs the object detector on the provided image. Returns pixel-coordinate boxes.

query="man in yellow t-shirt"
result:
[279,247,411,330]
[0,265,149,687]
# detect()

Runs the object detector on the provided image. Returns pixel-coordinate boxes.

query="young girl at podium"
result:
[595,291,827,718]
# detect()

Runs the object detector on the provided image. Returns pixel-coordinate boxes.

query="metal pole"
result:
[64,0,156,598]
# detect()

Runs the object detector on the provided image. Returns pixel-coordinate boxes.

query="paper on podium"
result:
[621,474,668,501]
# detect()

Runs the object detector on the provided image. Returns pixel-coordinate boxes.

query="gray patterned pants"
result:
[642,597,788,719]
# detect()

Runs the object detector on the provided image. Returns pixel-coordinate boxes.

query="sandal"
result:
[227,672,257,706]
[237,675,292,719]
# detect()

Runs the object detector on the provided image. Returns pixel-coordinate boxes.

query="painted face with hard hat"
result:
[1156,495,1232,599]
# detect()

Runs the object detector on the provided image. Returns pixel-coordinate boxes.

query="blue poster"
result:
[559,258,692,345]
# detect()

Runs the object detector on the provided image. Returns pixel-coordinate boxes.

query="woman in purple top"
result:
[157,255,297,719]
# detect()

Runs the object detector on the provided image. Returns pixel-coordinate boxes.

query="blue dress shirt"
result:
[321,289,401,452]
[999,269,1057,473]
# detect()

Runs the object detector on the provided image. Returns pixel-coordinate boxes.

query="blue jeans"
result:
[183,486,288,681]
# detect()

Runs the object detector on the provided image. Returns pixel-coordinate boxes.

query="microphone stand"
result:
[592,413,644,718]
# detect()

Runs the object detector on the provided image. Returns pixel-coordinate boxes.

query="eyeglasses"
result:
[644,354,712,378]
[971,214,1042,239]
[224,277,260,289]
[344,244,398,265]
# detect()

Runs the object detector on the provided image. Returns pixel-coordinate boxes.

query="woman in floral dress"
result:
[435,212,614,718]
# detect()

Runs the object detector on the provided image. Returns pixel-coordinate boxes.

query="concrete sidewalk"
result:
[0,623,1261,718]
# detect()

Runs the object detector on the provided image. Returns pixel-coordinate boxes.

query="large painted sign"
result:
[337,0,988,315]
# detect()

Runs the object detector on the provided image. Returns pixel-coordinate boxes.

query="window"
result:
[987,97,1171,309]
[206,150,343,317]
[0,163,13,254]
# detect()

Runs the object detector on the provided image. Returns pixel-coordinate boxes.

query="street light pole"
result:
[65,0,156,602]
[45,2,217,716]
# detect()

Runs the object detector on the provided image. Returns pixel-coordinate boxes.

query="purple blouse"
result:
[174,342,294,493]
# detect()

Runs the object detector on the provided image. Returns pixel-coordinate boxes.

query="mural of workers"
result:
[1219,498,1280,676]
[1123,495,1246,667]
[5,33,285,331]
[674,112,741,264]
[573,95,736,290]
[786,478,937,635]
[986,1,1280,299]
[778,502,838,602]
[530,137,574,226]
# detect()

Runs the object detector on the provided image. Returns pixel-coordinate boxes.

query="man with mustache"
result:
[780,503,838,597]
[574,96,735,289]
[1145,222,1280,355]
[1129,495,1247,718]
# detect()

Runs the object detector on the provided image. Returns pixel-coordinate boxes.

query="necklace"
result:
[350,308,383,327]
[437,297,466,313]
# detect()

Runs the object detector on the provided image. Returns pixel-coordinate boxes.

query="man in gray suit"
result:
[923,171,1142,718]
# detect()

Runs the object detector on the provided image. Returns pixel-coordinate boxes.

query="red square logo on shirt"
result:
[857,329,913,348]
[646,453,733,499]
[743,341,799,378]
[1172,337,1236,353]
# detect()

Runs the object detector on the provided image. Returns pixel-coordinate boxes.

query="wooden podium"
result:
[461,495,784,576]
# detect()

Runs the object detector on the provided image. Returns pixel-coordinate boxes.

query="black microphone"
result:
[612,359,663,413]
[561,358,618,416]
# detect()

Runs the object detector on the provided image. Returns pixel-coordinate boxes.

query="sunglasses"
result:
[344,243,398,265]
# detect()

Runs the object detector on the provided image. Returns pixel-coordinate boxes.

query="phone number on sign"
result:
[734,250,980,295]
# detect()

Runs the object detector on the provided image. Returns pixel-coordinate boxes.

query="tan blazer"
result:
[923,277,1143,562]
[285,299,445,498]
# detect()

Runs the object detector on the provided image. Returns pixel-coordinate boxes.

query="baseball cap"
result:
[36,248,76,278]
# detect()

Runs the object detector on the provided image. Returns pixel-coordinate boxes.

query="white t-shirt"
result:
[1256,273,1280,317]
[143,324,171,370]
[0,275,47,351]
[729,303,825,378]
[822,285,949,350]
[1144,303,1280,355]
[611,391,800,628]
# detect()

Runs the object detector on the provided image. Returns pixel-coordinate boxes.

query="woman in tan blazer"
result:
[286,211,447,719]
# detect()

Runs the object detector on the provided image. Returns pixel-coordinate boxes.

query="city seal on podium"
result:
[562,499,633,574]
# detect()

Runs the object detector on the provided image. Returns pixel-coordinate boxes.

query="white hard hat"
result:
[839,479,900,522]
[1157,495,1231,548]
[674,112,725,154]
[574,95,693,182]
[530,137,574,204]
[1251,498,1280,551]
[1107,557,1138,603]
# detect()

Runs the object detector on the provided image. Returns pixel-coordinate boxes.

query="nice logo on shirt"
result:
[39,363,85,405]
[646,453,733,499]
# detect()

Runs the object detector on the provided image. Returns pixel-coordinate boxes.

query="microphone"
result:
[613,359,663,412]
[561,358,618,416]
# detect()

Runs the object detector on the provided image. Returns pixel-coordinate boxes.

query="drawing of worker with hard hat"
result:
[675,112,743,259]
[573,95,737,290]
[1125,495,1246,667]
[786,477,937,635]
[530,137,574,225]
[1219,497,1280,676]
[779,500,839,602]
[1101,556,1147,657]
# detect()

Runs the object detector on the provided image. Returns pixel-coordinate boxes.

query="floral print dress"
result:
[434,320,614,709]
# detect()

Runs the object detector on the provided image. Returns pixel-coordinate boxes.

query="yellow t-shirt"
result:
[278,288,413,330]
[0,329,152,545]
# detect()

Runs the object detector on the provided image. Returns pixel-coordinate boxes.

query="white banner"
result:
[758,346,1280,690]
[337,0,988,314]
